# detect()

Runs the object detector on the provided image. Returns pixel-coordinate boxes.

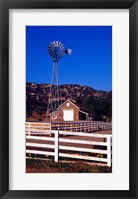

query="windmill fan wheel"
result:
[48,41,66,61]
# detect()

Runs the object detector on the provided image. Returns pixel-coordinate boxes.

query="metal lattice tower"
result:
[46,41,72,120]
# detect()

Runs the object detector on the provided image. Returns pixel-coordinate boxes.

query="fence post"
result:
[94,123,95,131]
[28,122,30,136]
[97,122,99,131]
[50,122,51,130]
[55,131,59,162]
[96,123,98,131]
[58,123,60,130]
[76,123,77,132]
[107,135,111,167]
[71,123,72,131]
[88,122,90,132]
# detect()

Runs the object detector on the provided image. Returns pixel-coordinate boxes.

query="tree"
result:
[82,96,112,121]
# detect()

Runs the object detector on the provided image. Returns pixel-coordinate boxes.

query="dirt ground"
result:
[26,158,112,173]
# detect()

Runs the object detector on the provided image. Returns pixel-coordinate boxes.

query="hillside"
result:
[26,82,112,121]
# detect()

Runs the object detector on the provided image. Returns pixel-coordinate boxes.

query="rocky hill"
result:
[26,82,112,121]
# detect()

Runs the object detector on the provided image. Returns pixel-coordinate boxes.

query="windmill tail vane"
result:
[64,48,72,55]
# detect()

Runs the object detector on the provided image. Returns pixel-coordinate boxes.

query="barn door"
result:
[63,109,74,121]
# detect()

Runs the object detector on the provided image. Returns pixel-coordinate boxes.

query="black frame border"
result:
[0,0,137,199]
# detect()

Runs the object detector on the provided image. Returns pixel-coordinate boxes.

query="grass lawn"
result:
[26,158,112,173]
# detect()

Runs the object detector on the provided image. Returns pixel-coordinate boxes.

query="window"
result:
[52,115,57,119]
[67,102,70,107]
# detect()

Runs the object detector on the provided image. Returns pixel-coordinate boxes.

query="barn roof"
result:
[72,100,90,113]
[57,99,79,109]
[49,99,89,115]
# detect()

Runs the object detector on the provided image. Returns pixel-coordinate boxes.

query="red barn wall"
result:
[50,101,79,122]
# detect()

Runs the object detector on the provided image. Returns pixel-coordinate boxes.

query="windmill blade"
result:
[53,41,56,46]
[55,41,59,47]
[58,41,62,47]
[48,49,55,56]
[50,42,55,48]
[60,50,65,55]
[60,48,65,52]
[48,49,53,53]
[48,45,54,50]
[48,48,54,53]
[59,44,64,49]
[59,53,63,58]
[53,53,56,59]
[54,41,56,46]
[50,54,54,58]
[58,54,62,60]
[53,52,58,59]
[49,52,55,58]
[57,54,60,60]
[48,47,54,51]
[48,46,54,52]
[60,51,65,56]
[48,43,54,48]
[49,44,53,49]
[49,53,54,58]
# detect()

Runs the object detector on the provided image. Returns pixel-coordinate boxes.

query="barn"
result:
[49,100,89,122]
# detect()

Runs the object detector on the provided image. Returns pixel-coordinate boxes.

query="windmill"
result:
[46,41,72,120]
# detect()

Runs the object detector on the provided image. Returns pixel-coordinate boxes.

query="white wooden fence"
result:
[26,122,51,136]
[26,129,112,167]
[26,121,112,134]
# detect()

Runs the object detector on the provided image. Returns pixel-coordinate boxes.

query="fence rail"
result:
[26,121,112,135]
[26,122,51,136]
[52,121,111,132]
[26,129,112,167]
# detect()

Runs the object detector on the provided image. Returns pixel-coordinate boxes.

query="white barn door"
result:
[63,109,74,121]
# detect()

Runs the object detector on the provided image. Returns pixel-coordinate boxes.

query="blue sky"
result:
[26,26,112,91]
